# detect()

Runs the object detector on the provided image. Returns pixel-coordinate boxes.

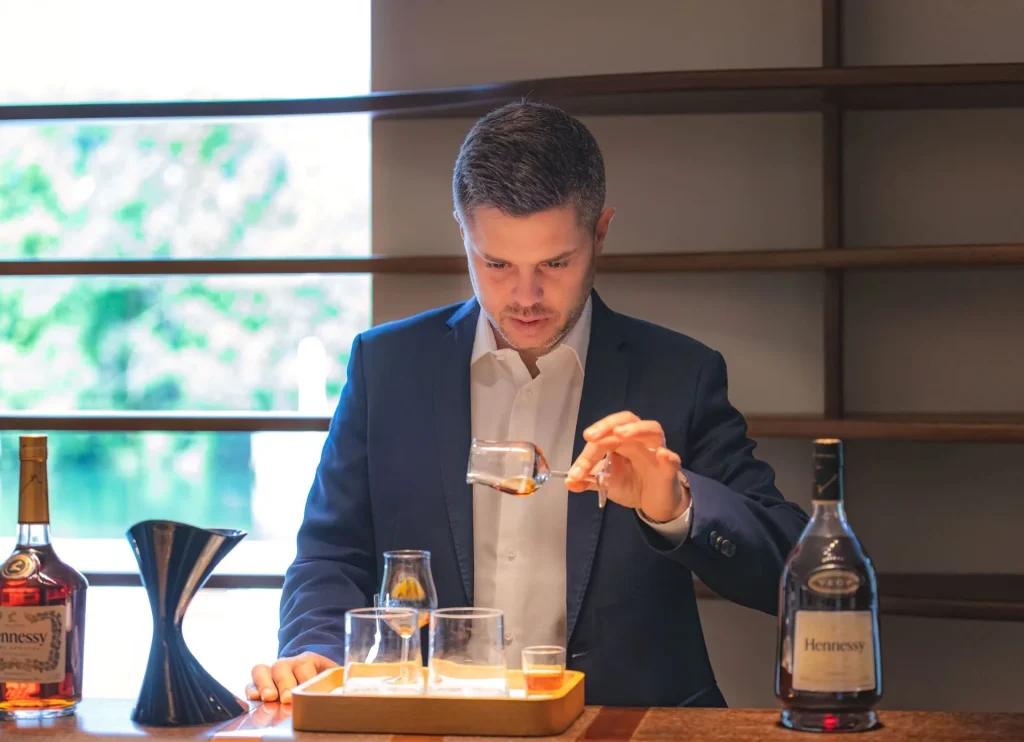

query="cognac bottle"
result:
[775,439,882,733]
[0,435,89,720]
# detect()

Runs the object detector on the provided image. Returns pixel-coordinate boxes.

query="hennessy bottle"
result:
[0,435,88,719]
[775,439,882,733]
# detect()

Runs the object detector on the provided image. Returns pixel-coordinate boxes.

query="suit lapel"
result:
[565,291,629,642]
[433,299,480,606]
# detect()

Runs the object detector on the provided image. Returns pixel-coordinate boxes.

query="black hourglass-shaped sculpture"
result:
[126,520,250,726]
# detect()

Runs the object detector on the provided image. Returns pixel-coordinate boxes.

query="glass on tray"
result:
[342,607,424,695]
[522,645,566,696]
[466,438,611,507]
[378,549,438,668]
[428,607,508,697]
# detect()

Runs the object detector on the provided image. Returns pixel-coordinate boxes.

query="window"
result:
[0,0,371,697]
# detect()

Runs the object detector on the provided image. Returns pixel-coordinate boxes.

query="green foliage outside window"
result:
[0,120,370,540]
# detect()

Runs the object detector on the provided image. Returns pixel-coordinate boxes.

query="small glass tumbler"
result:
[428,607,508,697]
[522,645,566,696]
[343,607,425,695]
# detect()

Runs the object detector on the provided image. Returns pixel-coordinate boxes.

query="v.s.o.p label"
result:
[807,569,861,596]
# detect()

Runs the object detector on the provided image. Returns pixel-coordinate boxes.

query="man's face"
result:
[458,204,614,357]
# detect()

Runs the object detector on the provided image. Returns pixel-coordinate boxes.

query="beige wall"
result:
[370,0,1024,711]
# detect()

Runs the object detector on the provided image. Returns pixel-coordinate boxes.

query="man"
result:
[248,101,809,708]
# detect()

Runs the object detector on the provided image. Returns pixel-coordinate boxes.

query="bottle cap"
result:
[19,434,48,461]
[18,435,50,524]
[812,438,843,501]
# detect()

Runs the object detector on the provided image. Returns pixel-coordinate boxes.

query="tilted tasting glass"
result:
[465,439,610,507]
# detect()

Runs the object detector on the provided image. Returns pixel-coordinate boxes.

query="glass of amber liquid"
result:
[522,646,566,696]
[466,439,610,507]
[378,550,438,683]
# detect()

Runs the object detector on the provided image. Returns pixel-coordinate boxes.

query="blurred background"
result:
[1,0,1023,712]
[0,0,371,698]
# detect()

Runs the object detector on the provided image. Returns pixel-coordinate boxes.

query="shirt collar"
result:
[471,296,593,373]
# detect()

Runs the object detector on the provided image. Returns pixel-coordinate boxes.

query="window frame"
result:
[0,97,398,589]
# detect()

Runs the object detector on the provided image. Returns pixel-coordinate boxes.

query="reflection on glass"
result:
[343,608,424,696]
[428,608,508,698]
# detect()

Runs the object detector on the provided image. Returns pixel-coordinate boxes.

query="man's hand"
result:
[565,411,690,522]
[246,651,338,705]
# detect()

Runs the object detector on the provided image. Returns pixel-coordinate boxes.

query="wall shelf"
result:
[0,411,333,433]
[695,573,1024,621]
[746,415,1024,444]
[4,412,1023,443]
[78,571,1024,622]
[4,243,1024,277]
[3,63,1024,122]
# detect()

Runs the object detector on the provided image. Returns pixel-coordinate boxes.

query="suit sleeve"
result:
[637,349,809,615]
[277,334,376,664]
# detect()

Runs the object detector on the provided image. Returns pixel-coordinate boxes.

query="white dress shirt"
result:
[469,297,691,668]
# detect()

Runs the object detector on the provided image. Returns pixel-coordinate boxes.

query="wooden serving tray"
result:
[291,665,586,736]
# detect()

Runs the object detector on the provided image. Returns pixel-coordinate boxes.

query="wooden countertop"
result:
[2,700,1023,741]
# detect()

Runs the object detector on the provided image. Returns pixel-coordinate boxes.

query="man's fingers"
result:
[270,661,298,703]
[574,417,663,476]
[583,412,639,442]
[657,447,681,470]
[280,660,320,703]
[567,436,619,483]
[613,421,665,447]
[293,660,321,686]
[612,431,665,449]
[251,663,276,702]
[609,440,658,472]
[567,456,613,493]
[314,654,340,671]
[250,654,338,705]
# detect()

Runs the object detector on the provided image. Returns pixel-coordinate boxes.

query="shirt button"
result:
[504,631,513,645]
[507,548,517,561]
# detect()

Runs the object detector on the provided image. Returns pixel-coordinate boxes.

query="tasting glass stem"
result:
[400,635,411,683]
[548,470,607,509]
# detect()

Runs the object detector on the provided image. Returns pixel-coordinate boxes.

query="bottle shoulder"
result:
[784,533,876,579]
[0,545,88,591]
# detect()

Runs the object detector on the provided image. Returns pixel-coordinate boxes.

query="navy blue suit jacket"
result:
[278,291,809,707]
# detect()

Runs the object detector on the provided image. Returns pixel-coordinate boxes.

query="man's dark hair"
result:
[453,100,606,229]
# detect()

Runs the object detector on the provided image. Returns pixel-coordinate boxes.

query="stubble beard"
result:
[488,251,596,356]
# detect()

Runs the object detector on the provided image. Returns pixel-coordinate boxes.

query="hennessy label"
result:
[792,610,876,693]
[0,605,67,684]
